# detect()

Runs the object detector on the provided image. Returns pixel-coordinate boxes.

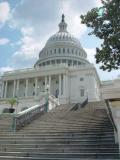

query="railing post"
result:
[45,91,49,112]
[12,114,16,132]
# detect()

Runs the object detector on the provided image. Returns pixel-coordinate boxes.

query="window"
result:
[54,49,56,53]
[76,50,77,55]
[72,49,74,54]
[63,48,65,53]
[57,60,60,64]
[80,77,84,81]
[80,89,84,97]
[50,50,52,54]
[67,48,69,53]
[59,48,61,53]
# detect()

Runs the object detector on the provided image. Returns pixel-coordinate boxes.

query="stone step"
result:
[19,129,114,133]
[0,152,119,159]
[5,147,119,153]
[1,143,118,149]
[0,131,115,137]
[0,133,114,139]
[0,156,119,160]
[0,139,116,145]
[0,134,114,139]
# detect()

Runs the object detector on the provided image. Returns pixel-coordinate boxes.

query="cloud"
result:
[0,2,10,26]
[84,48,96,63]
[0,66,14,75]
[9,0,104,69]
[0,38,10,45]
[10,26,49,68]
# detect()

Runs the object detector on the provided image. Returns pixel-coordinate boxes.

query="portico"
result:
[1,66,68,103]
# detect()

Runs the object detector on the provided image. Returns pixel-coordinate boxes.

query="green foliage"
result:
[81,0,120,71]
[8,98,17,108]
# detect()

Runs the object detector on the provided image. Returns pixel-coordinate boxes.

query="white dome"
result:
[34,14,89,68]
[45,31,81,48]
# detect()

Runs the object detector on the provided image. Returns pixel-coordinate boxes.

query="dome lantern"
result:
[58,14,67,32]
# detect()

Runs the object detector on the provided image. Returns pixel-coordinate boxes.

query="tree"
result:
[8,98,17,108]
[80,0,120,71]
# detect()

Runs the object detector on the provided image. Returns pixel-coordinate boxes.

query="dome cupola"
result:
[34,15,89,68]
[58,14,67,32]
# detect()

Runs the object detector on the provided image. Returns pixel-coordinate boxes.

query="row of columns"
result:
[41,60,82,67]
[1,74,67,99]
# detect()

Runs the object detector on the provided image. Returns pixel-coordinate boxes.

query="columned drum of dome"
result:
[34,15,89,68]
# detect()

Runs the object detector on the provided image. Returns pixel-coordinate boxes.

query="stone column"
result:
[35,78,38,96]
[13,80,16,97]
[25,79,28,97]
[59,74,61,96]
[16,79,19,97]
[1,81,4,98]
[72,60,73,66]
[48,76,51,94]
[63,74,66,97]
[45,76,47,91]
[4,81,8,98]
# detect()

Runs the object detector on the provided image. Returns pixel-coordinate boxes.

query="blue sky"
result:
[0,0,119,80]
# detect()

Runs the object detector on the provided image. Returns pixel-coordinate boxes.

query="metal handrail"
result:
[105,99,117,132]
[71,97,88,111]
[81,97,88,108]
[12,104,45,132]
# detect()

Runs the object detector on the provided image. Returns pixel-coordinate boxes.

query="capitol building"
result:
[0,15,120,112]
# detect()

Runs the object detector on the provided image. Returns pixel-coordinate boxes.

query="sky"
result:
[0,0,119,81]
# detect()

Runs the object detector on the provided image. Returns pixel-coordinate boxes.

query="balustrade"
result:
[12,104,45,131]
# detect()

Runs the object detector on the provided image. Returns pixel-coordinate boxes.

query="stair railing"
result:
[12,104,45,132]
[71,97,88,111]
[105,99,117,132]
[81,97,88,108]
[105,99,118,144]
